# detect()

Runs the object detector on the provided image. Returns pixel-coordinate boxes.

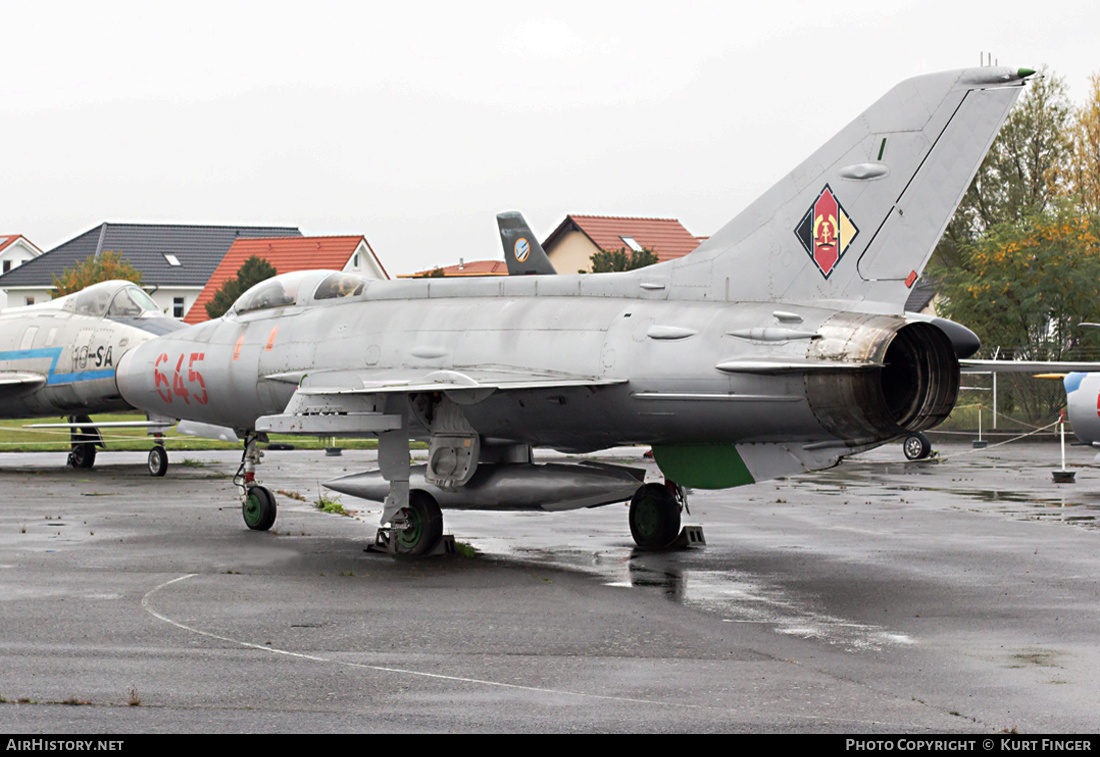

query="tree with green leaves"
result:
[933,209,1100,425]
[590,246,658,273]
[51,251,143,297]
[206,256,277,319]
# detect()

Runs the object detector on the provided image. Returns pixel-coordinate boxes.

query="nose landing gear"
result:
[236,431,277,531]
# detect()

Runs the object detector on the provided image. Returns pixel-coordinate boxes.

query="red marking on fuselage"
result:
[265,326,278,352]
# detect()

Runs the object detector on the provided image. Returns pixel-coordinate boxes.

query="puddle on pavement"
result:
[481,539,914,653]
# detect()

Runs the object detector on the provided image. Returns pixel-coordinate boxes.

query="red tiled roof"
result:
[544,215,701,262]
[184,236,381,323]
[402,260,510,278]
[0,234,39,254]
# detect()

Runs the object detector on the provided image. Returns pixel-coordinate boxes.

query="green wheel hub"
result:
[633,495,663,541]
[242,486,276,531]
[396,506,424,550]
[392,491,444,556]
[243,493,265,527]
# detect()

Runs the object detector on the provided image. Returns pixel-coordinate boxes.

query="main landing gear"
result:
[64,416,173,476]
[628,480,703,550]
[369,426,454,557]
[236,431,276,531]
[66,417,100,470]
[385,490,445,556]
[147,440,169,477]
[629,481,683,550]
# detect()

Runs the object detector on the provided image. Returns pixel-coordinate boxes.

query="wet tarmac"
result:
[0,438,1098,733]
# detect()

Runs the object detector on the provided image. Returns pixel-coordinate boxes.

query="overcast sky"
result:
[2,1,1096,275]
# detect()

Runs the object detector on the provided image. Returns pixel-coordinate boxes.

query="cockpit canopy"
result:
[232,271,368,315]
[56,280,161,318]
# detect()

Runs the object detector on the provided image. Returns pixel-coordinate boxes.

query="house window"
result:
[164,254,182,266]
[2,260,10,273]
[620,236,644,253]
[173,297,185,318]
[25,297,34,306]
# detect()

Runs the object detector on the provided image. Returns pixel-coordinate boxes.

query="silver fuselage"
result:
[115,271,941,452]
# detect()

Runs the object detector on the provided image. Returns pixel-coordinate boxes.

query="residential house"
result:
[184,235,388,323]
[0,235,44,307]
[0,222,302,317]
[542,215,702,273]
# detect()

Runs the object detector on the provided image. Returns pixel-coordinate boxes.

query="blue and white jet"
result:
[0,279,184,473]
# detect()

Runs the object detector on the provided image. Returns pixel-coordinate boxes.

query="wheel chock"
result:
[366,530,456,556]
[430,534,457,556]
[672,526,705,548]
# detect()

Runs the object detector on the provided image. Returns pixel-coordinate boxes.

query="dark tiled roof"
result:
[0,223,302,288]
[905,276,938,313]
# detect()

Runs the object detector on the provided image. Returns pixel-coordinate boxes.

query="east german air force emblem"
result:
[513,238,530,263]
[794,185,858,279]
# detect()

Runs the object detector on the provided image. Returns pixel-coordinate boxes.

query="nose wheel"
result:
[235,431,277,531]
[242,485,277,531]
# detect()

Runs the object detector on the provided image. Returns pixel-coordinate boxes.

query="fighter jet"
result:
[496,212,557,276]
[115,67,1034,554]
[959,357,1100,448]
[0,279,185,473]
[1060,373,1100,446]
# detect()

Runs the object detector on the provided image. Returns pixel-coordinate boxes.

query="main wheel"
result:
[68,443,96,469]
[147,446,168,477]
[903,432,932,461]
[629,483,682,550]
[394,491,444,556]
[242,485,277,531]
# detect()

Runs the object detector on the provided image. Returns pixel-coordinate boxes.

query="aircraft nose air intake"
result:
[805,318,959,442]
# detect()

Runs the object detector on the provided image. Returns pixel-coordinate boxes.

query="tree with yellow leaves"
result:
[1065,72,1100,215]
[51,251,143,297]
[934,209,1100,362]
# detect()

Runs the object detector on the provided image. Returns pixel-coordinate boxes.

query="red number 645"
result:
[152,352,208,405]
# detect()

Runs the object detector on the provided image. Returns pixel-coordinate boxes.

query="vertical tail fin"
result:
[496,211,558,276]
[671,67,1034,310]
